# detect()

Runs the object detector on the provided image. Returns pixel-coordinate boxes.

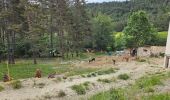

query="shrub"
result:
[11,80,22,89]
[91,73,97,77]
[81,74,86,78]
[87,74,92,77]
[98,79,111,83]
[71,84,86,95]
[145,87,155,93]
[58,90,66,97]
[89,88,124,100]
[143,93,170,100]
[38,83,45,88]
[83,81,90,90]
[97,68,116,75]
[0,85,4,92]
[159,53,165,57]
[118,74,130,80]
[137,76,162,89]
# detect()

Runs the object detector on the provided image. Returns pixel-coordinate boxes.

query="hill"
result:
[87,0,170,32]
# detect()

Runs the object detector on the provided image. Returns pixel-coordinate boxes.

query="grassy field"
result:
[89,72,170,100]
[0,56,99,81]
[0,61,55,80]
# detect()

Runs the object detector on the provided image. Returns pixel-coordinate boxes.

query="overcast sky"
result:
[86,0,126,3]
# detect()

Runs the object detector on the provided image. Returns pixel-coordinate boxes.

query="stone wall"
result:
[137,46,165,57]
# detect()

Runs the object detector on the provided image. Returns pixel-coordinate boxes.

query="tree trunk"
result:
[71,53,74,58]
[0,54,1,63]
[7,31,15,64]
[50,14,54,57]
[33,51,37,64]
[76,50,79,57]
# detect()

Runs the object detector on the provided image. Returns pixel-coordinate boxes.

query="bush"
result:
[89,88,125,100]
[38,83,45,88]
[0,85,4,92]
[91,73,97,77]
[87,74,92,77]
[159,53,165,57]
[11,80,22,89]
[138,59,146,62]
[98,79,111,83]
[58,90,66,97]
[145,87,155,93]
[143,93,170,100]
[71,84,86,95]
[118,74,130,80]
[137,76,162,89]
[81,74,86,78]
[97,68,116,75]
[83,81,90,90]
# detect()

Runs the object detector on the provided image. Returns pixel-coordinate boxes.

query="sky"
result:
[86,0,126,3]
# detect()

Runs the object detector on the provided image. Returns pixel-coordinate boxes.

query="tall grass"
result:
[89,72,170,100]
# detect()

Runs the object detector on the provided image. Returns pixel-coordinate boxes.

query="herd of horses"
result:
[88,54,133,65]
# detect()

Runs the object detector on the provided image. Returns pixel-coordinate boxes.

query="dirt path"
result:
[0,58,168,100]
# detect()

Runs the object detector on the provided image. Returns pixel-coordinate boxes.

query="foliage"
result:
[97,78,112,83]
[92,13,115,50]
[87,0,170,32]
[96,68,116,75]
[136,75,163,89]
[89,88,125,100]
[114,32,126,50]
[143,94,170,100]
[90,72,170,100]
[123,11,157,48]
[71,84,86,95]
[58,90,66,97]
[11,80,22,89]
[0,85,4,92]
[118,74,130,80]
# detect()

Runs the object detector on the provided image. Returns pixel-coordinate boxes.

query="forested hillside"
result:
[87,0,170,32]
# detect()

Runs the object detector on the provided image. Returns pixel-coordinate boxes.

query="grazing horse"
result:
[89,58,95,63]
[112,59,116,65]
[122,55,130,62]
[35,69,42,78]
[3,73,10,82]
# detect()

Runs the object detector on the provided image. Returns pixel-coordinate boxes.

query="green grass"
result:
[90,72,170,100]
[89,88,125,100]
[97,77,116,83]
[118,74,130,80]
[136,75,163,89]
[143,94,170,100]
[0,62,54,80]
[71,82,91,95]
[65,67,98,77]
[71,84,86,95]
[96,68,116,75]
[0,58,99,80]
[97,79,112,83]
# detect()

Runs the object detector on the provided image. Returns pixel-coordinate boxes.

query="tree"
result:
[114,32,126,50]
[123,11,156,48]
[23,0,46,64]
[71,0,92,56]
[92,13,114,50]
